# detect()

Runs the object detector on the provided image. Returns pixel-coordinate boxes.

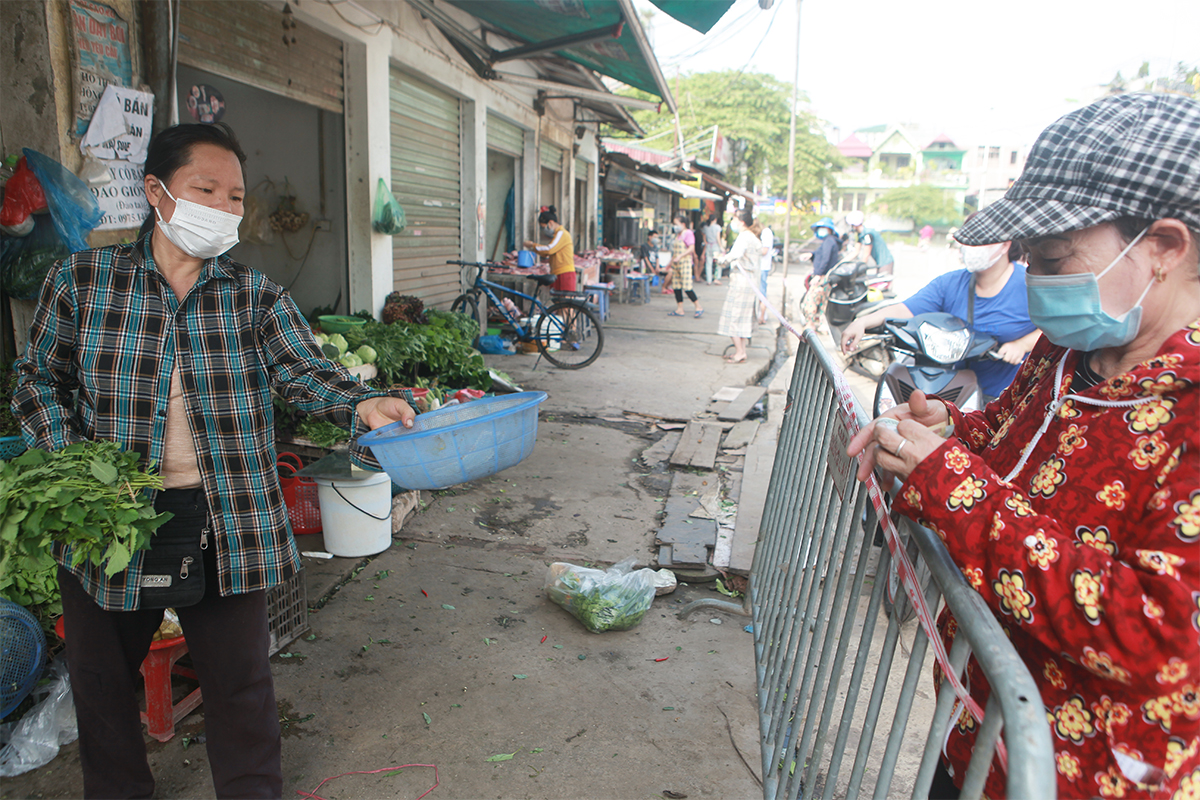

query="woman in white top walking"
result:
[715,208,763,363]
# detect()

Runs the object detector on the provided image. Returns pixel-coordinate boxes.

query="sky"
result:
[635,0,1199,147]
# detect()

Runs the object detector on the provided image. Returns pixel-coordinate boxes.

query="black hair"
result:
[674,213,688,224]
[738,208,754,228]
[538,205,558,225]
[138,123,247,239]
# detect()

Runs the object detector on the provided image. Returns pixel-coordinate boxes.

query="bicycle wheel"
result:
[451,292,484,332]
[535,302,603,369]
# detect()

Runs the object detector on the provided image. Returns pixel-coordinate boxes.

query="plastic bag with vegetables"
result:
[544,557,655,633]
[372,178,406,235]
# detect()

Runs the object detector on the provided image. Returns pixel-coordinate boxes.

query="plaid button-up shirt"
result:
[14,237,395,610]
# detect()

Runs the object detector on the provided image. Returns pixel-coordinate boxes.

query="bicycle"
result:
[447,260,604,369]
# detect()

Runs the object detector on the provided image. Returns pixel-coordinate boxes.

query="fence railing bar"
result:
[842,548,904,800]
[872,609,935,800]
[789,490,869,800]
[777,491,853,800]
[914,632,974,800]
[959,694,1005,800]
[815,496,876,800]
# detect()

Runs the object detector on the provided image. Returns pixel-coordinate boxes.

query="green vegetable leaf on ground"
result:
[486,753,515,762]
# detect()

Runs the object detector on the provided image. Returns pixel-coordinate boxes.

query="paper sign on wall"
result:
[80,85,153,163]
[91,162,150,231]
[70,0,133,136]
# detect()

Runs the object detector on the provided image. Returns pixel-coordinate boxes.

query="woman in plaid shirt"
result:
[13,123,414,798]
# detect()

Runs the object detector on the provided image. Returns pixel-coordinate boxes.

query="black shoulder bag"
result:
[138,487,210,609]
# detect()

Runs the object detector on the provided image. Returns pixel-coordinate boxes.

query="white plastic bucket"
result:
[312,471,392,557]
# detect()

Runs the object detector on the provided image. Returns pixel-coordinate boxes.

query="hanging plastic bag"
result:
[0,157,48,238]
[0,656,78,777]
[0,215,71,299]
[23,149,103,253]
[372,178,406,235]
[544,557,656,633]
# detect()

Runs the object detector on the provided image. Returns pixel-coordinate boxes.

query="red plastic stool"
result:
[56,616,203,742]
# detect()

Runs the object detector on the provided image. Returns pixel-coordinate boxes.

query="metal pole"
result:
[780,0,803,304]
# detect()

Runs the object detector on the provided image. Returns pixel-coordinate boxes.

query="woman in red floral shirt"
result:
[850,93,1200,799]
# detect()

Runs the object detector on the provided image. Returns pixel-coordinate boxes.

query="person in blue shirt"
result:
[799,217,841,329]
[839,240,1041,398]
[845,209,895,275]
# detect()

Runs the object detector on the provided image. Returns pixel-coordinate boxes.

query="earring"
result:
[1154,266,1167,283]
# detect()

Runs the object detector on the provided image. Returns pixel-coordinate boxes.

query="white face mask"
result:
[961,243,1007,273]
[154,183,241,259]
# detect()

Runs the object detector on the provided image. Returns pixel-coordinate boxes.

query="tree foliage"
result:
[606,71,842,201]
[873,184,961,228]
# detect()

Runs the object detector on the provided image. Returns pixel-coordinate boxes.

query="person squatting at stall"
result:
[12,123,416,799]
[524,205,575,292]
[848,93,1200,800]
[667,214,703,318]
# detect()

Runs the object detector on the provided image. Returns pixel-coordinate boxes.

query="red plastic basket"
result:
[277,452,322,534]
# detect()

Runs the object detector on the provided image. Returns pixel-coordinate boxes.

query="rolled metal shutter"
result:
[487,114,524,156]
[574,157,589,180]
[540,143,563,172]
[389,69,462,306]
[178,0,344,113]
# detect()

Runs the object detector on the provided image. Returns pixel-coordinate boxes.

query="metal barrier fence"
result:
[679,332,1054,800]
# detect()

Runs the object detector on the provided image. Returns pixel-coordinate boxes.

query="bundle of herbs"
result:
[0,442,173,626]
[271,395,350,449]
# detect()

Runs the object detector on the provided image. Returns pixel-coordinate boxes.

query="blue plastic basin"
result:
[357,391,548,490]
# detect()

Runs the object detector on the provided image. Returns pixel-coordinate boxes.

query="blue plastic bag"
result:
[476,335,514,355]
[22,149,103,253]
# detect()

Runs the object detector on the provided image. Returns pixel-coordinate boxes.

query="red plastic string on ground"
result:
[296,763,438,800]
[420,588,428,597]
[540,635,547,644]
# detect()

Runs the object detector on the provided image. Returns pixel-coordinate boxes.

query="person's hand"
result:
[840,319,868,353]
[798,252,813,261]
[356,396,415,431]
[995,341,1026,364]
[521,239,535,249]
[846,390,950,483]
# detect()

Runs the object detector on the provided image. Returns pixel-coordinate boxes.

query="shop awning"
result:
[702,174,763,202]
[441,0,676,111]
[648,1,738,34]
[639,173,722,200]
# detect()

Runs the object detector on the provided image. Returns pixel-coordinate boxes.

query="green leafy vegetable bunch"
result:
[344,314,489,390]
[0,442,173,620]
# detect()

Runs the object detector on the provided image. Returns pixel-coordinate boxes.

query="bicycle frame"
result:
[451,260,550,340]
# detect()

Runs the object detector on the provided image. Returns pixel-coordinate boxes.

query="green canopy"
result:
[649,0,737,34]
[444,0,674,100]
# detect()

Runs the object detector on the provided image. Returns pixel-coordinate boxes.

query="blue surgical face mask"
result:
[1025,225,1154,351]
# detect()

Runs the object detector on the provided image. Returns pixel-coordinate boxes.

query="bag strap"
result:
[967,272,976,328]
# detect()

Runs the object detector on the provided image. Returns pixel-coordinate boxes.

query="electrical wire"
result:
[310,0,387,35]
[656,1,762,66]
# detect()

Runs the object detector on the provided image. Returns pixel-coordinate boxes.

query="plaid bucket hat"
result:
[956,93,1200,245]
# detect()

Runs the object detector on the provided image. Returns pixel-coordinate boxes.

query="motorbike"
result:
[866,312,997,621]
[823,259,895,376]
[870,311,998,418]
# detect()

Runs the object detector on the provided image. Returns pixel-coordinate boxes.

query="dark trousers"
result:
[58,488,282,799]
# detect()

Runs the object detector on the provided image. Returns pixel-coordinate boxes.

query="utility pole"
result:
[780,0,803,305]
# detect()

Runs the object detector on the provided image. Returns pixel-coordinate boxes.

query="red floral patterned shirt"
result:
[895,319,1200,799]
